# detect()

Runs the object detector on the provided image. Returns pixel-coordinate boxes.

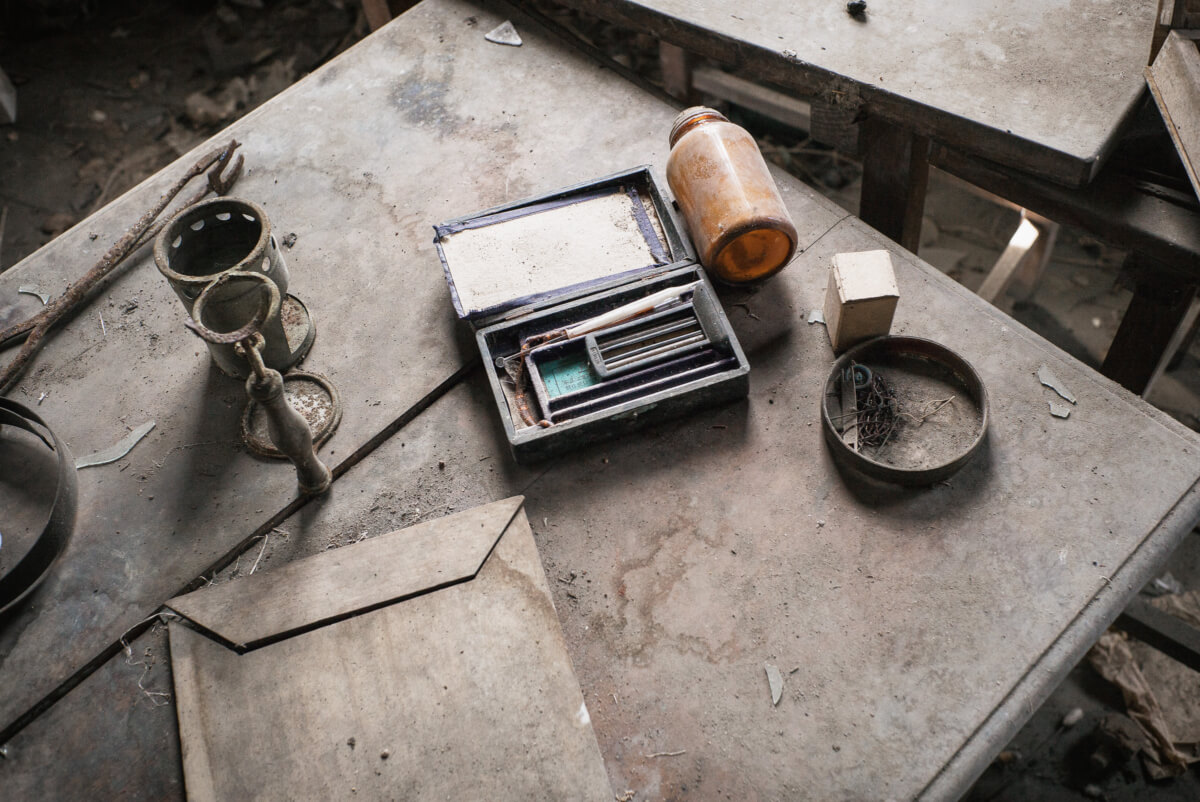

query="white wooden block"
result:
[823,249,899,352]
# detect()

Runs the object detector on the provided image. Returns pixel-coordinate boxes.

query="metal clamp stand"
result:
[237,335,332,495]
[187,272,332,496]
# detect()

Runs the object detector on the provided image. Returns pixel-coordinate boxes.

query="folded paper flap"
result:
[166,496,525,650]
[168,499,614,801]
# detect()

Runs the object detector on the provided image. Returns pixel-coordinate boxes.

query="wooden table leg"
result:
[1101,254,1200,395]
[362,0,392,31]
[659,41,693,104]
[858,116,930,253]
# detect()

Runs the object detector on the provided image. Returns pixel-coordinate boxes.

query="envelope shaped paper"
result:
[166,496,611,801]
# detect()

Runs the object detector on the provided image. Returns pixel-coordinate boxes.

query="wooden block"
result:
[976,217,1040,304]
[823,249,899,352]
[0,67,15,125]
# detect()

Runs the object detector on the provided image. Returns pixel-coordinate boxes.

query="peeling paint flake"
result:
[18,285,51,305]
[1038,365,1076,404]
[1049,401,1071,419]
[764,663,783,706]
[484,20,522,47]
[76,420,156,469]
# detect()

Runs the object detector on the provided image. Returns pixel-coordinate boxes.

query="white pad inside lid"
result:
[439,189,667,317]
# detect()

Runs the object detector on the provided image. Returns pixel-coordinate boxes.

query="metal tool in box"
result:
[434,166,750,461]
[521,282,735,424]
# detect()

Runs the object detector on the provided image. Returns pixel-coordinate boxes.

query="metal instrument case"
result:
[434,166,749,461]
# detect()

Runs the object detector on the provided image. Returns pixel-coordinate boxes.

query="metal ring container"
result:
[820,336,989,486]
[156,198,316,376]
[155,197,289,307]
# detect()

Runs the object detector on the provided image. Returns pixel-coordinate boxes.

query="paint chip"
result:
[76,420,156,469]
[18,285,51,305]
[765,663,783,706]
[485,20,522,46]
[1049,401,1071,419]
[1038,365,1076,404]
[806,308,825,325]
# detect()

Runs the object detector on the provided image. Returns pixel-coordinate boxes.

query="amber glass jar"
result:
[666,107,798,284]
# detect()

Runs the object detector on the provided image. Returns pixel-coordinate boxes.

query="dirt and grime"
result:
[2,1,1199,799]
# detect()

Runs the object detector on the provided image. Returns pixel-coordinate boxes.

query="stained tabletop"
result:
[1,0,1198,800]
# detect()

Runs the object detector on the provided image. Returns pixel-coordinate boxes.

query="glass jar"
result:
[666,107,798,284]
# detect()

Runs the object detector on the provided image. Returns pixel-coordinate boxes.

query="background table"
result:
[2,1,1198,799]
[536,0,1157,253]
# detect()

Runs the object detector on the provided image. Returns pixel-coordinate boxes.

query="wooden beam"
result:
[859,116,929,253]
[691,66,811,131]
[1147,30,1200,201]
[976,217,1040,303]
[1009,218,1060,301]
[930,144,1200,276]
[1118,596,1200,673]
[659,41,693,103]
[0,67,15,125]
[1143,295,1200,397]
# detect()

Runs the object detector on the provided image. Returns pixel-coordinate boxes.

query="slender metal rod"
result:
[599,317,697,352]
[605,332,706,369]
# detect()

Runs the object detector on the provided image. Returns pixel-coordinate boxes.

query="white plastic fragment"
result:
[806,308,825,325]
[484,20,522,47]
[1049,401,1071,419]
[1062,707,1084,728]
[18,285,50,305]
[1038,365,1076,404]
[76,420,156,469]
[764,663,783,706]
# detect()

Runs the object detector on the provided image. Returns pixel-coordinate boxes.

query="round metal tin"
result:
[820,336,989,486]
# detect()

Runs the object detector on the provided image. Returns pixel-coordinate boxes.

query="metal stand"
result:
[186,272,333,496]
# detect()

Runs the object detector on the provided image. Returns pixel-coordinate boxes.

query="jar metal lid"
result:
[668,106,730,148]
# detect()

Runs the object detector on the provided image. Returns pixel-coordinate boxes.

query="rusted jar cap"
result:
[669,106,729,148]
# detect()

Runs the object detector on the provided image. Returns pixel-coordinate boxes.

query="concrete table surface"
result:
[545,0,1158,187]
[2,0,1199,800]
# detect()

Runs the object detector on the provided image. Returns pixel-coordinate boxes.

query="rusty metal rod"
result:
[0,140,243,394]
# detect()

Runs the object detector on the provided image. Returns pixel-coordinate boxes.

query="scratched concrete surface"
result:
[2,0,1199,800]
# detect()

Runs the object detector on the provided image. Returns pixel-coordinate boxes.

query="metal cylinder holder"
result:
[155,197,315,376]
[155,197,289,305]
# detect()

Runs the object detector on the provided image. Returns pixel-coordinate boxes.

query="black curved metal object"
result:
[821,336,989,486]
[0,398,78,617]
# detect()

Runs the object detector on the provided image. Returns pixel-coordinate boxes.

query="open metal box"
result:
[434,166,750,461]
